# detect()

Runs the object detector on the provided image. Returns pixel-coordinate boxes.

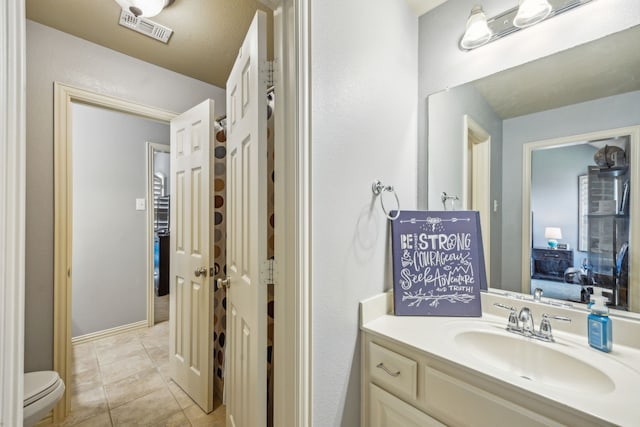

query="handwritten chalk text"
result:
[400,233,471,251]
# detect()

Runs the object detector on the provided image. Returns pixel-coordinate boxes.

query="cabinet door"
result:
[369,384,445,427]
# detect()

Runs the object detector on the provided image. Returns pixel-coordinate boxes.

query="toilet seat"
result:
[24,371,61,406]
[23,371,65,427]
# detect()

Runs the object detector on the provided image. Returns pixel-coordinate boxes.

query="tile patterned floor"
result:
[55,321,225,426]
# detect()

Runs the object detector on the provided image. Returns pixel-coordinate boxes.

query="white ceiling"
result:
[405,0,449,16]
[473,25,640,119]
[25,0,449,89]
[26,0,274,88]
[28,0,636,118]
[25,0,448,88]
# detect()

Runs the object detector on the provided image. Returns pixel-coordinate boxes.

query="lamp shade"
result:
[115,0,172,18]
[513,0,552,28]
[460,5,493,50]
[544,227,562,240]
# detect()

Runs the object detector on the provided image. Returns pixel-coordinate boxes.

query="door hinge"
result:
[263,60,275,88]
[261,258,277,286]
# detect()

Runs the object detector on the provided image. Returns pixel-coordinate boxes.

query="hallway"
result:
[55,321,224,426]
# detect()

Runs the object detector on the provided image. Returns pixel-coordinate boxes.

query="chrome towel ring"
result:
[441,192,460,210]
[372,180,400,220]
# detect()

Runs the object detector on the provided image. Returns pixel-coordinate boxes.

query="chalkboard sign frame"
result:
[390,210,486,317]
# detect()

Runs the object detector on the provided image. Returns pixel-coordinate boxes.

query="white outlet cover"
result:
[136,198,146,210]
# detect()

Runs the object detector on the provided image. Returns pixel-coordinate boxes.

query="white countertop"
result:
[361,291,640,427]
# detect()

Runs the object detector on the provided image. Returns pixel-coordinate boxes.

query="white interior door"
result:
[169,99,215,413]
[225,10,269,427]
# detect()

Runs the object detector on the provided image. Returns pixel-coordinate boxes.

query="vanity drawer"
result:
[369,341,417,400]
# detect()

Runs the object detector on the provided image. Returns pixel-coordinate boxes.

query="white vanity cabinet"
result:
[369,383,444,427]
[359,291,629,427]
[366,341,444,426]
[362,332,564,427]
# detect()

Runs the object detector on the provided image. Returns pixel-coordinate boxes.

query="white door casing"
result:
[169,99,215,413]
[464,115,491,285]
[1,1,26,425]
[225,10,269,427]
[53,83,177,421]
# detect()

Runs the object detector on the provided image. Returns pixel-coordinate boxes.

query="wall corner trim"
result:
[1,1,26,425]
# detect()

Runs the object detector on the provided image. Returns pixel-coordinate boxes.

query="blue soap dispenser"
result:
[588,294,612,352]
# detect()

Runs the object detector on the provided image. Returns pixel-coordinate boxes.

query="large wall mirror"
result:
[426,25,640,315]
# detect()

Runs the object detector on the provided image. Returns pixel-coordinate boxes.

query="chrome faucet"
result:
[493,303,571,342]
[518,307,535,336]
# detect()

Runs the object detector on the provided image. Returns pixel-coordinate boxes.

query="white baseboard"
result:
[71,320,148,345]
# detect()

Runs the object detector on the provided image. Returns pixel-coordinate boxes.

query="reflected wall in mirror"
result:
[426,25,640,314]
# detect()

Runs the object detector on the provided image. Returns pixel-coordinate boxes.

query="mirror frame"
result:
[521,125,640,312]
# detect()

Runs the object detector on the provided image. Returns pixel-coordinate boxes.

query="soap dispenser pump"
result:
[588,293,612,352]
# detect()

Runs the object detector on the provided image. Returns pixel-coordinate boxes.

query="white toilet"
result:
[23,371,65,427]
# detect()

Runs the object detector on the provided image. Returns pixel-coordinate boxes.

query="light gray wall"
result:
[427,83,503,286]
[501,90,640,290]
[418,0,640,216]
[418,0,639,295]
[309,1,640,423]
[71,103,169,338]
[311,0,418,425]
[427,84,500,208]
[25,20,225,370]
[531,144,595,266]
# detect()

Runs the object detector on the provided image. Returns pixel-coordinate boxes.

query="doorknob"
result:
[217,277,231,290]
[194,267,208,277]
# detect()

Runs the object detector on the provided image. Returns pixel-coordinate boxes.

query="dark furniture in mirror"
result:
[531,248,573,282]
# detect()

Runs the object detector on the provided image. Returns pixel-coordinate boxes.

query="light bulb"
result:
[460,5,493,50]
[513,0,552,28]
[115,0,169,18]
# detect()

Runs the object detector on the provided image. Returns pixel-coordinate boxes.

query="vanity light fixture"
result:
[459,0,593,51]
[115,0,174,18]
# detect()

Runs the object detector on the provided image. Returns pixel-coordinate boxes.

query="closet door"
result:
[224,10,269,427]
[169,99,216,413]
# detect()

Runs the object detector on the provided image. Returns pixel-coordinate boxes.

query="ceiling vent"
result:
[118,9,173,44]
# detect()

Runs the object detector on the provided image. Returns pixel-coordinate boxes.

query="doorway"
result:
[53,81,268,422]
[70,102,169,342]
[147,142,171,325]
[53,82,177,419]
[522,125,640,311]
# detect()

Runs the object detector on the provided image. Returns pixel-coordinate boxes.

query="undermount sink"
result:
[453,328,616,394]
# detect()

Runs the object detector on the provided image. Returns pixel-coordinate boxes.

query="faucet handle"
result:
[493,302,514,311]
[538,313,571,342]
[493,303,519,331]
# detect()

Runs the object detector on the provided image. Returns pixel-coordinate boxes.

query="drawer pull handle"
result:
[376,363,400,377]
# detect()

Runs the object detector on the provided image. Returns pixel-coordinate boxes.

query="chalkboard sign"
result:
[391,210,486,316]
